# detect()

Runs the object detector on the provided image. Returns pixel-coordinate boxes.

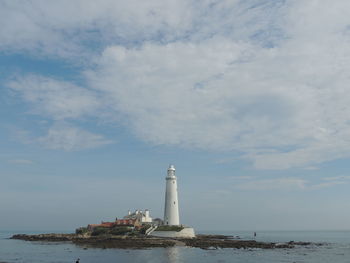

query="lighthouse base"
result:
[151,227,195,238]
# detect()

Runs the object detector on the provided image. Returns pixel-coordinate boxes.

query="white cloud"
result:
[6,76,114,151]
[87,39,266,150]
[323,175,350,181]
[0,0,289,59]
[0,0,193,58]
[309,181,347,190]
[5,1,350,169]
[236,177,307,191]
[308,175,350,189]
[234,175,350,191]
[7,75,101,120]
[86,24,350,169]
[36,122,113,151]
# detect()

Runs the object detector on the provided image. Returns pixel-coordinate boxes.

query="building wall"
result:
[151,227,195,238]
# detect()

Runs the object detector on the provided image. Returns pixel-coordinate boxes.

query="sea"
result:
[1,230,350,263]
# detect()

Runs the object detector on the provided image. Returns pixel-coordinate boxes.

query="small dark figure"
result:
[76,258,80,263]
[254,232,256,238]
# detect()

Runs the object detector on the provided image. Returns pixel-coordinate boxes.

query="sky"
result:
[1,0,350,232]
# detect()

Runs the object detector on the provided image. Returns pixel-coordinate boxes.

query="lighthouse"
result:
[163,164,180,225]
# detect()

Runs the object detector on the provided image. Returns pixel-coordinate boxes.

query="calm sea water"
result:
[1,230,350,263]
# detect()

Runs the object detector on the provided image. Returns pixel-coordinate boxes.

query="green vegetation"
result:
[89,226,133,236]
[91,226,109,236]
[156,225,184,232]
[75,227,89,235]
[75,224,154,237]
[109,226,132,235]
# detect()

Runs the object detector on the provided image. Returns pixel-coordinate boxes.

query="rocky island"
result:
[10,166,323,250]
[11,233,320,250]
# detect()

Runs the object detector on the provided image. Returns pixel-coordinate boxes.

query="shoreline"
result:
[10,233,322,250]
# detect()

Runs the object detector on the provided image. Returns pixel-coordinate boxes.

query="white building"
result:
[164,164,180,225]
[123,209,152,223]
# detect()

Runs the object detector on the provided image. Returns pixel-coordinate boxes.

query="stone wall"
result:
[151,227,195,238]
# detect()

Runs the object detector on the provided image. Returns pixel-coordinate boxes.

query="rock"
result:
[10,233,322,250]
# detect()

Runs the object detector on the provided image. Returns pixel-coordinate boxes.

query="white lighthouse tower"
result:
[151,164,195,237]
[164,164,180,225]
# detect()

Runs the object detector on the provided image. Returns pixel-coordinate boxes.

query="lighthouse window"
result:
[173,181,175,184]
[174,201,176,204]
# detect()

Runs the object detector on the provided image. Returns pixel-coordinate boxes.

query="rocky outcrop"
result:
[11,233,323,250]
[11,234,75,242]
[180,235,288,249]
[11,234,175,248]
